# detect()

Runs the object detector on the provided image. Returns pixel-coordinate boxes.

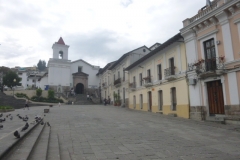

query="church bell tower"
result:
[52,37,69,60]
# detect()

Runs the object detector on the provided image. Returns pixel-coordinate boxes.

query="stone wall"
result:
[225,105,240,117]
[189,106,207,121]
[4,90,48,98]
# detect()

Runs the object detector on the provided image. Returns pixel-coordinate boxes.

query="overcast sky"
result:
[0,0,206,68]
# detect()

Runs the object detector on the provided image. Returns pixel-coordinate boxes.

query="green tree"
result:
[36,88,42,97]
[48,90,55,99]
[37,60,46,71]
[3,71,21,88]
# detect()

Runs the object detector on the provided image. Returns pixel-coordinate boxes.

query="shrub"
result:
[15,93,29,99]
[48,90,55,99]
[0,106,13,109]
[36,88,42,97]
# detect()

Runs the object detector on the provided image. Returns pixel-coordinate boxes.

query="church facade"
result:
[17,37,100,94]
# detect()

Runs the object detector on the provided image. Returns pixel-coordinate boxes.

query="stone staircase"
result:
[0,92,46,109]
[74,94,100,105]
[0,92,26,109]
[0,120,61,160]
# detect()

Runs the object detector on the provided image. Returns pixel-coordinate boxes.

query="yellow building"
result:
[125,33,190,119]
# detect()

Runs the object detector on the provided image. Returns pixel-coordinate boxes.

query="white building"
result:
[17,37,100,94]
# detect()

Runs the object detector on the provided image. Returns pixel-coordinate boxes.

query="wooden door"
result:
[207,80,225,115]
[148,91,152,111]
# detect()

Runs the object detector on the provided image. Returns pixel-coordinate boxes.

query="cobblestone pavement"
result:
[43,105,240,160]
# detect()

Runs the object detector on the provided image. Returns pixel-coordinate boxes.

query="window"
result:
[133,95,136,109]
[204,38,216,71]
[133,76,136,87]
[118,71,120,79]
[78,66,82,72]
[157,64,162,80]
[139,73,142,86]
[147,69,151,82]
[171,87,177,111]
[158,90,163,110]
[169,58,175,75]
[59,51,63,59]
[140,94,143,109]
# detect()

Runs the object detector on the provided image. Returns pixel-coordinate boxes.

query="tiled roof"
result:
[57,37,65,45]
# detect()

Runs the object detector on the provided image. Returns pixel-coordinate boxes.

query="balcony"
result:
[114,78,121,87]
[142,77,153,87]
[129,82,136,91]
[164,67,177,81]
[188,57,225,78]
[102,82,107,89]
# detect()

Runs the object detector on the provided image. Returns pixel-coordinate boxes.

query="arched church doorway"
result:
[75,83,84,94]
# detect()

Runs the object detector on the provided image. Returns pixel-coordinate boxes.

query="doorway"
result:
[207,80,225,115]
[75,83,84,94]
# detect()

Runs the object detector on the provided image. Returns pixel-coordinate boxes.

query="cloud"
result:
[0,0,207,68]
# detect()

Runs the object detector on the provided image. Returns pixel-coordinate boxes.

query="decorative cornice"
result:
[209,17,218,25]
[204,20,210,26]
[197,29,219,41]
[228,7,235,15]
[180,0,238,34]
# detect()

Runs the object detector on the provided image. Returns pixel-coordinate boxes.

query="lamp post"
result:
[13,79,16,96]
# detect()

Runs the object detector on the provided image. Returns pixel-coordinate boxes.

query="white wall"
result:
[71,60,100,88]
[39,76,48,90]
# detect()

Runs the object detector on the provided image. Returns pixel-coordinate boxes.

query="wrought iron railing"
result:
[114,78,121,86]
[187,57,225,73]
[142,77,151,83]
[129,82,136,88]
[164,67,175,77]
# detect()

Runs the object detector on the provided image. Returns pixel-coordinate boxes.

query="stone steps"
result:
[28,124,51,160]
[2,122,45,160]
[47,129,61,160]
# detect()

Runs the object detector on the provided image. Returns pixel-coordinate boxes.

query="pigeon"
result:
[10,116,13,120]
[16,114,19,116]
[0,124,3,129]
[18,116,22,119]
[13,130,20,138]
[0,118,6,122]
[47,122,51,127]
[21,123,29,132]
[41,121,44,125]
[0,113,2,117]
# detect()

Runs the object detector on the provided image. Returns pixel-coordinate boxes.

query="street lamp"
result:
[13,79,16,96]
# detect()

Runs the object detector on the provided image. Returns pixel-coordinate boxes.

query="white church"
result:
[17,37,100,94]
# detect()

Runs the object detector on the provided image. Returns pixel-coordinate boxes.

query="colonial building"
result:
[180,0,240,120]
[99,46,151,107]
[97,61,116,103]
[125,33,190,119]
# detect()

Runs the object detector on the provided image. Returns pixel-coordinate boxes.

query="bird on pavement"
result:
[0,124,3,129]
[21,123,29,132]
[0,113,2,117]
[14,130,20,138]
[41,121,44,125]
[10,116,13,120]
[47,122,51,127]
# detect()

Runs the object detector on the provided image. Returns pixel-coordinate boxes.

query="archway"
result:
[75,83,84,94]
